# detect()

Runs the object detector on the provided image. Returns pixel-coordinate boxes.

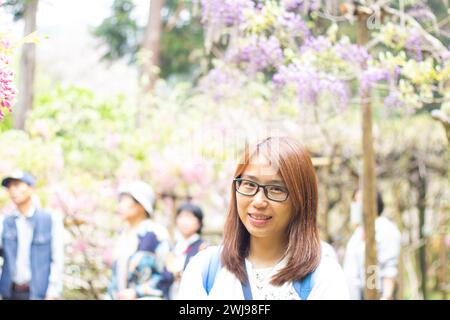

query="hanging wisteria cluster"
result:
[200,0,449,112]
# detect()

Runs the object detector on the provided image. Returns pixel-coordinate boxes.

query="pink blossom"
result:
[1,98,12,108]
[0,64,17,117]
[104,133,121,150]
[116,158,141,182]
[72,238,88,254]
[1,39,11,50]
[102,245,114,267]
[151,155,177,193]
[181,158,211,185]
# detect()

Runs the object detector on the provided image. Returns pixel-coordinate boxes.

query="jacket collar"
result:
[12,205,36,219]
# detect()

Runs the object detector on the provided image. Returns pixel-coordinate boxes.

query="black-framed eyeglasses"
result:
[233,178,289,202]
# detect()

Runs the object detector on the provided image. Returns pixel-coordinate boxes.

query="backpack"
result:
[201,247,314,300]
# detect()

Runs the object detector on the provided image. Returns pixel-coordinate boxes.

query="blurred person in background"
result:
[321,240,339,263]
[166,202,207,299]
[343,189,401,300]
[0,170,64,300]
[107,181,173,300]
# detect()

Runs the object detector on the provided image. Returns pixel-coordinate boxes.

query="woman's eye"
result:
[242,181,256,188]
[269,186,286,194]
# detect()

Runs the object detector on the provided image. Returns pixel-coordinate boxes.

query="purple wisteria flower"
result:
[201,0,254,27]
[319,77,350,107]
[199,67,247,101]
[405,33,423,61]
[274,63,350,107]
[335,43,370,69]
[199,68,231,101]
[384,91,403,108]
[283,0,303,11]
[226,35,284,73]
[301,36,332,53]
[359,67,390,95]
[406,1,438,26]
[278,11,310,39]
[282,0,320,13]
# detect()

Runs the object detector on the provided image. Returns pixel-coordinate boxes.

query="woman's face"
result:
[176,210,201,238]
[236,155,294,240]
[118,194,146,222]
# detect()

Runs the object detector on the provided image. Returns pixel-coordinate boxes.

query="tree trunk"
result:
[13,0,38,130]
[357,13,379,300]
[140,0,165,91]
[136,0,165,127]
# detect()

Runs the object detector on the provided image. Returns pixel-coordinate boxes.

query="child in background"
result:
[166,202,207,299]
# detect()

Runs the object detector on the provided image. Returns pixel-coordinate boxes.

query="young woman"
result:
[177,137,349,299]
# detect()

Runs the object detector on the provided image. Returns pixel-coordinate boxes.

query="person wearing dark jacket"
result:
[0,170,64,300]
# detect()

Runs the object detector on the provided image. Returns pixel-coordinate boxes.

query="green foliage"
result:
[0,112,13,132]
[27,85,134,178]
[91,0,139,64]
[1,0,25,21]
[160,16,204,79]
[92,0,205,79]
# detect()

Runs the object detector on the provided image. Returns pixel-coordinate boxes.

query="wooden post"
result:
[393,182,406,299]
[414,153,428,299]
[356,11,379,300]
[438,205,448,300]
[319,165,330,241]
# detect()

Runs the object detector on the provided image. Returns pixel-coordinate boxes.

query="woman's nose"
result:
[251,188,268,207]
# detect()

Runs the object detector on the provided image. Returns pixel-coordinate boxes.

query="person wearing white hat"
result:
[107,181,173,300]
[118,181,156,219]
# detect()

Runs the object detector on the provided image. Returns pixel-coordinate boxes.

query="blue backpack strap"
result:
[241,264,253,300]
[202,248,313,300]
[293,271,314,300]
[202,246,222,295]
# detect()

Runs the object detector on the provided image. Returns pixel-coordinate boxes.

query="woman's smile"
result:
[248,212,273,227]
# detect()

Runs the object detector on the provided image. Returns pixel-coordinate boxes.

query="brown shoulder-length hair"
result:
[221,136,321,286]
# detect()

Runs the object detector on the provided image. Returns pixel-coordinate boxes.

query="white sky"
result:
[1,0,116,35]
[39,0,112,26]
[38,0,148,28]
